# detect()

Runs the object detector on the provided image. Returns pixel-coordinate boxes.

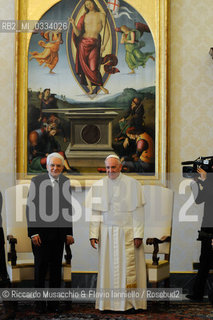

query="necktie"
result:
[53,179,59,187]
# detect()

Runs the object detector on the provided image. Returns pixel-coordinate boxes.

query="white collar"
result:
[48,173,60,184]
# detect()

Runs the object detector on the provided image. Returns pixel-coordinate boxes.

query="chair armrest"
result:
[146,236,171,266]
[64,244,72,265]
[7,235,17,266]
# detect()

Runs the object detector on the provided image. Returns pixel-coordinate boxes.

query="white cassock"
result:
[87,173,147,311]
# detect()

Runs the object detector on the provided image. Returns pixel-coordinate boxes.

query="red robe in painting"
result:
[73,14,103,86]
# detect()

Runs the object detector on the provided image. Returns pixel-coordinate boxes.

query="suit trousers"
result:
[32,239,65,288]
[193,238,213,298]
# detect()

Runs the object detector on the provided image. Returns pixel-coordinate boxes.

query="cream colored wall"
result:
[0,0,213,272]
[0,0,15,231]
[170,0,213,271]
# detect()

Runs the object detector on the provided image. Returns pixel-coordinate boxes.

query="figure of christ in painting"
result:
[117,24,155,74]
[70,0,110,95]
[29,30,63,74]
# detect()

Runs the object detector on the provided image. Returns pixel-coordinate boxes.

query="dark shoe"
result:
[47,306,62,313]
[124,308,137,314]
[100,310,110,314]
[124,308,146,314]
[47,302,61,313]
[34,301,46,314]
[55,306,63,314]
[208,292,213,304]
[186,294,203,302]
[64,301,72,310]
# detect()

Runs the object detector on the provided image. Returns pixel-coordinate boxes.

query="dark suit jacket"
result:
[192,175,213,231]
[26,173,73,243]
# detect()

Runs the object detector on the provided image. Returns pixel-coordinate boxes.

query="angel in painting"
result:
[116,23,155,74]
[29,29,63,74]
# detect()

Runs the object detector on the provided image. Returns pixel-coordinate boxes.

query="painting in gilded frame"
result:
[16,0,168,185]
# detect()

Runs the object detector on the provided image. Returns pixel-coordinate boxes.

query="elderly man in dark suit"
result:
[26,152,74,313]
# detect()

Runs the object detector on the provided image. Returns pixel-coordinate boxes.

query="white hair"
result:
[105,154,121,164]
[46,152,64,166]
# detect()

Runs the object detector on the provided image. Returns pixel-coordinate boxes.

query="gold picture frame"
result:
[16,0,168,186]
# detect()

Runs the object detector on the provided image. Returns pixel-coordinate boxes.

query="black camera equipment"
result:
[181,156,213,178]
[197,230,213,241]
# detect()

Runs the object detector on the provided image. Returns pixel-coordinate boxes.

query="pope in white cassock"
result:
[87,155,147,311]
